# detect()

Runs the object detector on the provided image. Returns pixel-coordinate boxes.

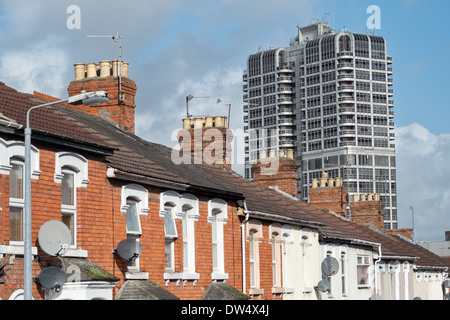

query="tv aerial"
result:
[86,32,125,102]
[114,238,143,261]
[185,95,210,118]
[38,220,72,257]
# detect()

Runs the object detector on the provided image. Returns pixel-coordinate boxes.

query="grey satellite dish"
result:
[445,293,450,300]
[116,239,143,261]
[413,297,422,300]
[444,280,450,288]
[321,257,339,277]
[38,220,71,256]
[317,280,331,293]
[370,294,382,300]
[38,266,67,292]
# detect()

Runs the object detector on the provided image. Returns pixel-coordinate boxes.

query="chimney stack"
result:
[350,193,385,230]
[67,60,137,133]
[178,116,233,168]
[309,172,348,217]
[252,149,299,198]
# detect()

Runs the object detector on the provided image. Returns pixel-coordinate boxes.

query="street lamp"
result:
[23,91,109,300]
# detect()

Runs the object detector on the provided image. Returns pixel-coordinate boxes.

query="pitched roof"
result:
[1,81,448,270]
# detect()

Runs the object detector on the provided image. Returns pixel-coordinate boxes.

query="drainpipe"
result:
[374,243,382,297]
[241,200,250,294]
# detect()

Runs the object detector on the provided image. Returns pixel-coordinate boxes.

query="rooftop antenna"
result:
[186,95,210,118]
[86,32,124,102]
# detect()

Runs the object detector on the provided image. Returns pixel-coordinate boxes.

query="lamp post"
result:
[23,91,109,300]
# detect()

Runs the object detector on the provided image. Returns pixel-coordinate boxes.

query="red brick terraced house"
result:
[0,60,448,301]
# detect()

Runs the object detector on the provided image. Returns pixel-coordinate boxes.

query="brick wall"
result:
[0,134,244,300]
[350,194,385,231]
[252,152,298,199]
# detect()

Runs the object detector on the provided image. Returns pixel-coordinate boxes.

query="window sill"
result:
[0,245,38,256]
[125,272,149,280]
[211,272,228,282]
[249,288,264,296]
[164,272,200,286]
[62,249,88,258]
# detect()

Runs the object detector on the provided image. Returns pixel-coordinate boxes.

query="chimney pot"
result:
[269,150,276,158]
[74,63,86,80]
[279,150,285,158]
[205,116,213,128]
[112,60,120,77]
[328,178,335,187]
[287,149,294,160]
[312,178,319,189]
[214,116,224,128]
[259,150,267,160]
[353,194,359,203]
[86,63,97,78]
[367,193,373,201]
[183,118,192,130]
[361,194,367,202]
[122,62,129,78]
[194,117,204,129]
[335,177,342,187]
[374,193,380,201]
[100,60,111,77]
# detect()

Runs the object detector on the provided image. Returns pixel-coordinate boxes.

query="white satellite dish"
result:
[38,266,67,292]
[115,239,143,261]
[38,220,71,256]
[321,257,340,277]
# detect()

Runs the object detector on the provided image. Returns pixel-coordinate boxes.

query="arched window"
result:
[9,157,24,243]
[160,191,199,281]
[61,166,77,245]
[208,199,228,281]
[247,220,262,294]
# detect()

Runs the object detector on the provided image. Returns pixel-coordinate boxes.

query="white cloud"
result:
[0,36,69,97]
[396,123,450,240]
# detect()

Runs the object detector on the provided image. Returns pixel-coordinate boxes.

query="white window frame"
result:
[0,138,40,248]
[120,184,149,275]
[54,152,89,256]
[269,223,282,290]
[160,191,200,283]
[246,220,263,295]
[339,246,348,296]
[9,157,25,245]
[0,138,40,179]
[357,255,371,288]
[208,198,228,281]
[61,167,77,247]
[121,184,149,235]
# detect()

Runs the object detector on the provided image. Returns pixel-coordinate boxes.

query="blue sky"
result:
[0,0,449,241]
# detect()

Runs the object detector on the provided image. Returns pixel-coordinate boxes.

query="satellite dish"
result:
[321,257,340,277]
[38,221,71,256]
[444,280,450,288]
[116,239,143,261]
[38,267,67,292]
[445,293,450,301]
[370,294,382,300]
[317,280,331,293]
